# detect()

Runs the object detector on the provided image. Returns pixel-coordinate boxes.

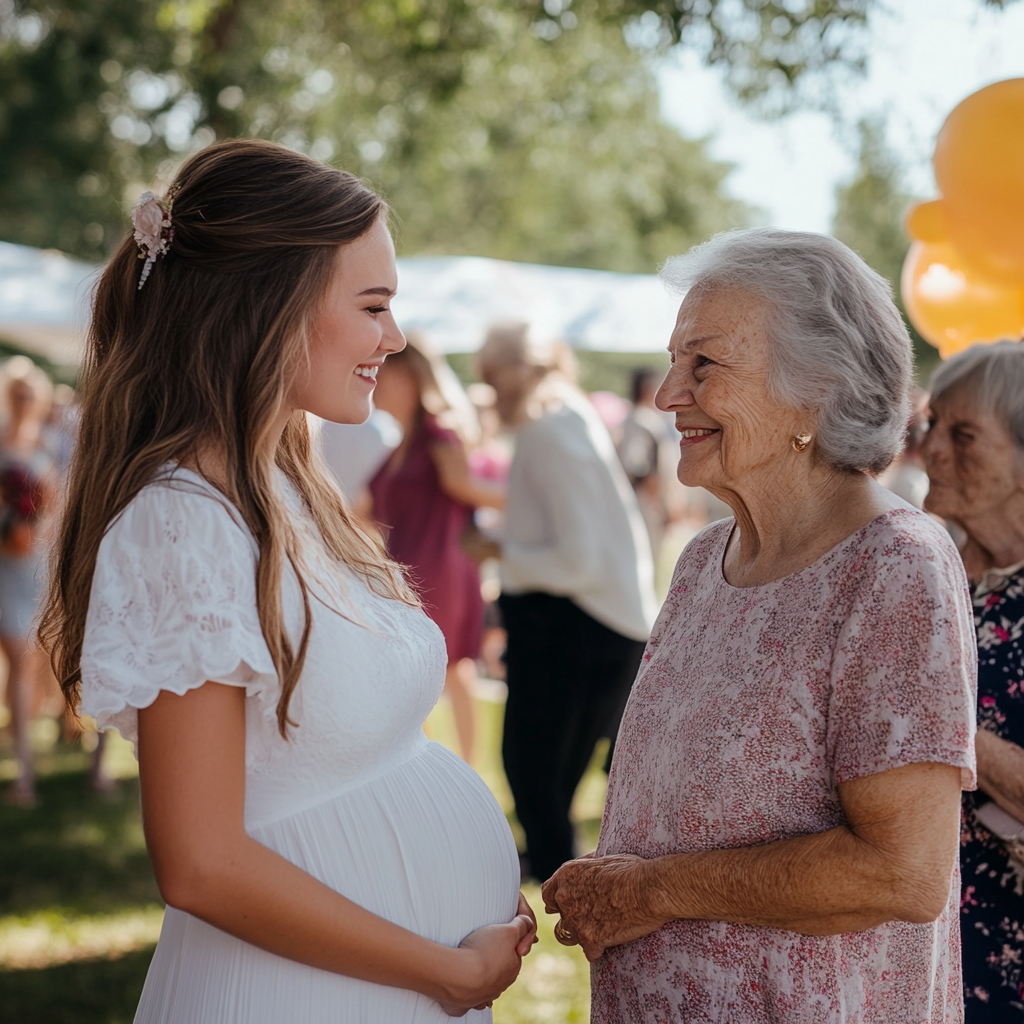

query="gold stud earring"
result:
[791,433,812,453]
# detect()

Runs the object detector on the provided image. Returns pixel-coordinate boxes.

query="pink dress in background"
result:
[369,414,483,663]
[594,508,978,1024]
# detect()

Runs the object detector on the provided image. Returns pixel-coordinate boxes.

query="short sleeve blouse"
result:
[79,471,279,751]
[593,507,977,1024]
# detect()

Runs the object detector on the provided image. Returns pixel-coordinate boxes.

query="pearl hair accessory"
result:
[131,190,174,290]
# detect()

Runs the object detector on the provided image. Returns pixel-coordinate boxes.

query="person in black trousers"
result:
[477,323,657,883]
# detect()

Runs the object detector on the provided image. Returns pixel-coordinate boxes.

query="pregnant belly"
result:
[248,741,521,946]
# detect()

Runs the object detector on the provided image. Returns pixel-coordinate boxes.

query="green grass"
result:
[0,694,598,1022]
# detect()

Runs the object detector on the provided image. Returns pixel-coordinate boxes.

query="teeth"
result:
[679,428,715,438]
[355,365,378,380]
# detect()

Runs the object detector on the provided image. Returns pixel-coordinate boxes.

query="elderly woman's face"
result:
[656,289,805,493]
[921,386,1024,525]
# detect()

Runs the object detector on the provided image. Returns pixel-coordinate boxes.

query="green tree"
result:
[0,0,751,265]
[592,0,1018,114]
[354,16,750,269]
[2,0,1016,265]
[831,117,936,375]
[0,0,174,255]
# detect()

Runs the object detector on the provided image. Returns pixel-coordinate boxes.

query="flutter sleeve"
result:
[79,482,279,753]
[827,516,978,789]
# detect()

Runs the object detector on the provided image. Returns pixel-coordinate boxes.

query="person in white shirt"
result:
[476,323,658,883]
[317,408,403,501]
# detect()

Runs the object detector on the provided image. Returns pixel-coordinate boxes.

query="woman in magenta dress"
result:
[365,334,503,763]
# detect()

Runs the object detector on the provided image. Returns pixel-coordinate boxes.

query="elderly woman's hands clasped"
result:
[542,853,664,962]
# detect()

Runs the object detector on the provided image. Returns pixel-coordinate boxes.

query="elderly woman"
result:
[920,341,1024,1021]
[542,229,978,1023]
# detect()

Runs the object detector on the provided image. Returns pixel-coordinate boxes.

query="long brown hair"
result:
[38,138,417,735]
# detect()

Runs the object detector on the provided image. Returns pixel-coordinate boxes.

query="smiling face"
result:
[655,287,809,495]
[290,217,406,424]
[921,383,1024,526]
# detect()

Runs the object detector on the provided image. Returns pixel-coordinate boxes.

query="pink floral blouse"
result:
[593,509,977,1024]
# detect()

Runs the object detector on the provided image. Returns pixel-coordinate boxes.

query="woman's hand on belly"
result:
[436,905,538,1016]
[542,854,666,962]
[514,891,539,955]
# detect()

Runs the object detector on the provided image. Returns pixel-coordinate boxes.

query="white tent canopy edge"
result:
[0,241,681,365]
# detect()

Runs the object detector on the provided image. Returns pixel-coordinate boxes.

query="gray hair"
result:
[660,228,912,474]
[930,341,1024,449]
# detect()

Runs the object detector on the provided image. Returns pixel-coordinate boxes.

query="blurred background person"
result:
[466,382,514,684]
[0,357,57,806]
[42,382,80,481]
[466,381,513,503]
[318,408,403,502]
[363,333,504,765]
[617,366,673,561]
[477,323,657,883]
[921,341,1024,1021]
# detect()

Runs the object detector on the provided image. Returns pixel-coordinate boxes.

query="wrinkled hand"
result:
[436,904,537,1017]
[541,854,666,962]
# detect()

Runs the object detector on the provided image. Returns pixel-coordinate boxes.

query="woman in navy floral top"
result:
[923,341,1024,1021]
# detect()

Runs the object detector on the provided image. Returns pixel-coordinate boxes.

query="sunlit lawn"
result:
[0,691,599,1023]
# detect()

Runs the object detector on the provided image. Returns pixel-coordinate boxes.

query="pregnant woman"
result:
[38,139,534,1023]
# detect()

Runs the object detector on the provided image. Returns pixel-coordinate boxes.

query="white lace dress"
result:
[79,467,521,1024]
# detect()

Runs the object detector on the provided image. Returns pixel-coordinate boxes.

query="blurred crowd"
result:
[0,356,115,807]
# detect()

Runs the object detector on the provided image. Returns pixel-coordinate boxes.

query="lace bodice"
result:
[80,466,447,828]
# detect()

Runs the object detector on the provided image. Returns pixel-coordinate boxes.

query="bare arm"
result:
[543,761,962,961]
[976,727,1024,822]
[429,442,505,511]
[138,682,534,1013]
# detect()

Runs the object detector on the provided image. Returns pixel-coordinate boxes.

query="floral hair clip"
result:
[131,190,174,290]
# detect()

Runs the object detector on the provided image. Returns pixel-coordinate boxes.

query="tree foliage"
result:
[591,0,1019,112]
[0,0,750,268]
[1,0,1016,268]
[831,118,935,374]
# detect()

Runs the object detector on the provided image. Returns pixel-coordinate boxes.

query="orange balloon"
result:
[905,200,949,244]
[933,78,1024,284]
[901,240,1024,358]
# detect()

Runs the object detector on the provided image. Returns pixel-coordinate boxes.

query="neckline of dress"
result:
[158,462,228,494]
[157,461,296,503]
[716,507,913,593]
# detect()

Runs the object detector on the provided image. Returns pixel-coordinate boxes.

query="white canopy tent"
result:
[390,255,680,353]
[0,242,681,365]
[0,241,98,367]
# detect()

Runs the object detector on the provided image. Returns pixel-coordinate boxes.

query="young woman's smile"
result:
[295,217,406,425]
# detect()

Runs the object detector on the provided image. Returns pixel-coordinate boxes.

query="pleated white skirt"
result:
[134,741,522,1023]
